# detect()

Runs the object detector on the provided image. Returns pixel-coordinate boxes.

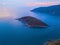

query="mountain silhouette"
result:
[31,5,60,15]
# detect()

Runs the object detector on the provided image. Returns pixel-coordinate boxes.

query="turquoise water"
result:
[0,6,60,45]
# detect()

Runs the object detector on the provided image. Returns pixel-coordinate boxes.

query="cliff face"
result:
[31,5,60,15]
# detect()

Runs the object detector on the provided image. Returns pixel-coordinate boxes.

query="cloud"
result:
[26,2,60,6]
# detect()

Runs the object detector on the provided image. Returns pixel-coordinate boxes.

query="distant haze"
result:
[0,0,60,7]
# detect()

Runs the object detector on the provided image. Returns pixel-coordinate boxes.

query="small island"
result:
[16,16,48,27]
[31,5,60,15]
[44,39,60,45]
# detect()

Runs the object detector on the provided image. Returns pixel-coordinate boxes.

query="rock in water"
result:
[16,16,48,27]
[44,39,60,45]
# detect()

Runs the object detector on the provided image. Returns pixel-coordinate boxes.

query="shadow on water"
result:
[29,26,48,29]
[32,11,60,17]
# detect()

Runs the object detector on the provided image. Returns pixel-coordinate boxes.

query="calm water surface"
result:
[0,5,60,45]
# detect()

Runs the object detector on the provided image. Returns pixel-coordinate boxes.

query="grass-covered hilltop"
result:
[31,5,60,15]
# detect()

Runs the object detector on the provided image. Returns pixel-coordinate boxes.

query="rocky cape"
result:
[31,5,60,15]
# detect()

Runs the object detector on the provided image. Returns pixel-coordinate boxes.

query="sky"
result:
[0,0,60,15]
[0,0,60,7]
[0,0,60,18]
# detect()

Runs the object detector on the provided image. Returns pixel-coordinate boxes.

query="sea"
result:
[0,3,60,45]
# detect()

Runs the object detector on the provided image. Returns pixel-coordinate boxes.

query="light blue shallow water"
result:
[0,6,60,45]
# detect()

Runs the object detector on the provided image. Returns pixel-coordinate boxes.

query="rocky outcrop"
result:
[44,39,60,45]
[16,16,48,27]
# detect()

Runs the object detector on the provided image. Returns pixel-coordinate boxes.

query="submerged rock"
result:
[44,39,60,45]
[16,16,48,27]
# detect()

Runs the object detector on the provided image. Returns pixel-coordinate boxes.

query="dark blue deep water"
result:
[0,5,60,45]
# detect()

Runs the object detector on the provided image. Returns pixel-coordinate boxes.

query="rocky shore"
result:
[44,39,60,45]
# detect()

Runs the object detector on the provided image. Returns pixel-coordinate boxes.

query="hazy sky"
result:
[35,0,60,2]
[0,0,60,18]
[0,0,60,7]
[3,0,60,2]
